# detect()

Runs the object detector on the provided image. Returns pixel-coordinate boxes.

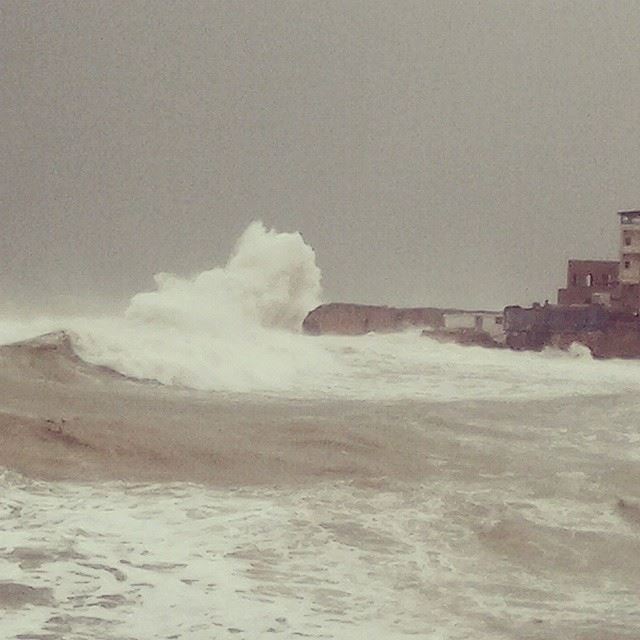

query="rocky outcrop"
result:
[302,303,446,335]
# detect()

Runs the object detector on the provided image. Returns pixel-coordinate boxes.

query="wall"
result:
[504,304,609,333]
[617,283,640,313]
[502,303,640,356]
[443,312,504,338]
[550,325,640,358]
[619,254,640,285]
[557,259,618,305]
[443,313,476,330]
[302,303,446,335]
[620,218,640,285]
[621,226,640,254]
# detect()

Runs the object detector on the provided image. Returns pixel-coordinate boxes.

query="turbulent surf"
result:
[1,223,640,639]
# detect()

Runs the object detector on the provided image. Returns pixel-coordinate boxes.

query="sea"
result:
[1,223,639,639]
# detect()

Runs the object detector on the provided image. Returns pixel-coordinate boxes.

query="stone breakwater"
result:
[302,303,447,335]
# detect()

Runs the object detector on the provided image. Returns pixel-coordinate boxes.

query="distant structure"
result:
[441,311,504,339]
[556,210,640,313]
[618,210,640,312]
[303,210,640,356]
[557,259,618,306]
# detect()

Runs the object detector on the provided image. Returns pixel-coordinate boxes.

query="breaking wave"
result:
[3,221,640,399]
[71,221,337,391]
[0,222,335,392]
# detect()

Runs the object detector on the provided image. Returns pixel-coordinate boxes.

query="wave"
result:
[0,222,336,392]
[3,221,640,400]
[0,330,143,385]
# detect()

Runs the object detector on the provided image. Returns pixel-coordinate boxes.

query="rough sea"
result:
[2,223,639,639]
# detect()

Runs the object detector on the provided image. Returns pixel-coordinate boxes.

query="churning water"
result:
[1,223,640,639]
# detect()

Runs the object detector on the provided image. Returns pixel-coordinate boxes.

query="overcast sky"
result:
[2,1,640,313]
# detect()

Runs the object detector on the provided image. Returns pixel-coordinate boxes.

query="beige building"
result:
[442,311,505,340]
[618,210,640,311]
[619,211,640,282]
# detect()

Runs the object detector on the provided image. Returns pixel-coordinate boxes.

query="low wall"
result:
[504,304,609,334]
[302,303,446,335]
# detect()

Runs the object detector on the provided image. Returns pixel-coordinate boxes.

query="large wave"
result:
[0,222,336,392]
[3,221,640,399]
[126,221,321,334]
[74,222,339,391]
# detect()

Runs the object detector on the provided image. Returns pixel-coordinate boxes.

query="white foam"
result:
[3,221,640,400]
[1,469,638,639]
[0,222,337,392]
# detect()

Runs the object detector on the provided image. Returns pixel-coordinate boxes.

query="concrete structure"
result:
[504,304,609,334]
[502,302,640,357]
[442,311,504,339]
[618,210,640,312]
[503,303,610,351]
[557,259,618,306]
[555,210,640,313]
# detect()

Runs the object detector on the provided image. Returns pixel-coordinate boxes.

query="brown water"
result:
[1,332,640,639]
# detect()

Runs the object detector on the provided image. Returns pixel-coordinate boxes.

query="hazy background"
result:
[2,0,640,314]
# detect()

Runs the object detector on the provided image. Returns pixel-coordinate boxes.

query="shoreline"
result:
[303,302,640,359]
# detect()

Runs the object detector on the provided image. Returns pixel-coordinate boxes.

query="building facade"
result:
[556,211,640,313]
[618,210,640,312]
[557,259,618,306]
[442,311,504,339]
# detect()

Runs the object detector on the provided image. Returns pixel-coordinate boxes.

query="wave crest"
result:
[126,221,321,333]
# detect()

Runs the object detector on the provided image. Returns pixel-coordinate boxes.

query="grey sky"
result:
[2,1,640,313]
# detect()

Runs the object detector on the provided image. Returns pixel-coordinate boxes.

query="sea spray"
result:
[70,222,336,391]
[125,221,322,334]
[0,222,337,391]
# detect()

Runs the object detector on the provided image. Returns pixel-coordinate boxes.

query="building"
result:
[442,311,504,339]
[618,210,640,312]
[556,210,640,313]
[557,259,618,306]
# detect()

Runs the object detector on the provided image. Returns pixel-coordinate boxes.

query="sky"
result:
[2,1,640,313]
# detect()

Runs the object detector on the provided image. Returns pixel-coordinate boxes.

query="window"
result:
[625,234,632,246]
[625,261,631,269]
[586,273,593,287]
